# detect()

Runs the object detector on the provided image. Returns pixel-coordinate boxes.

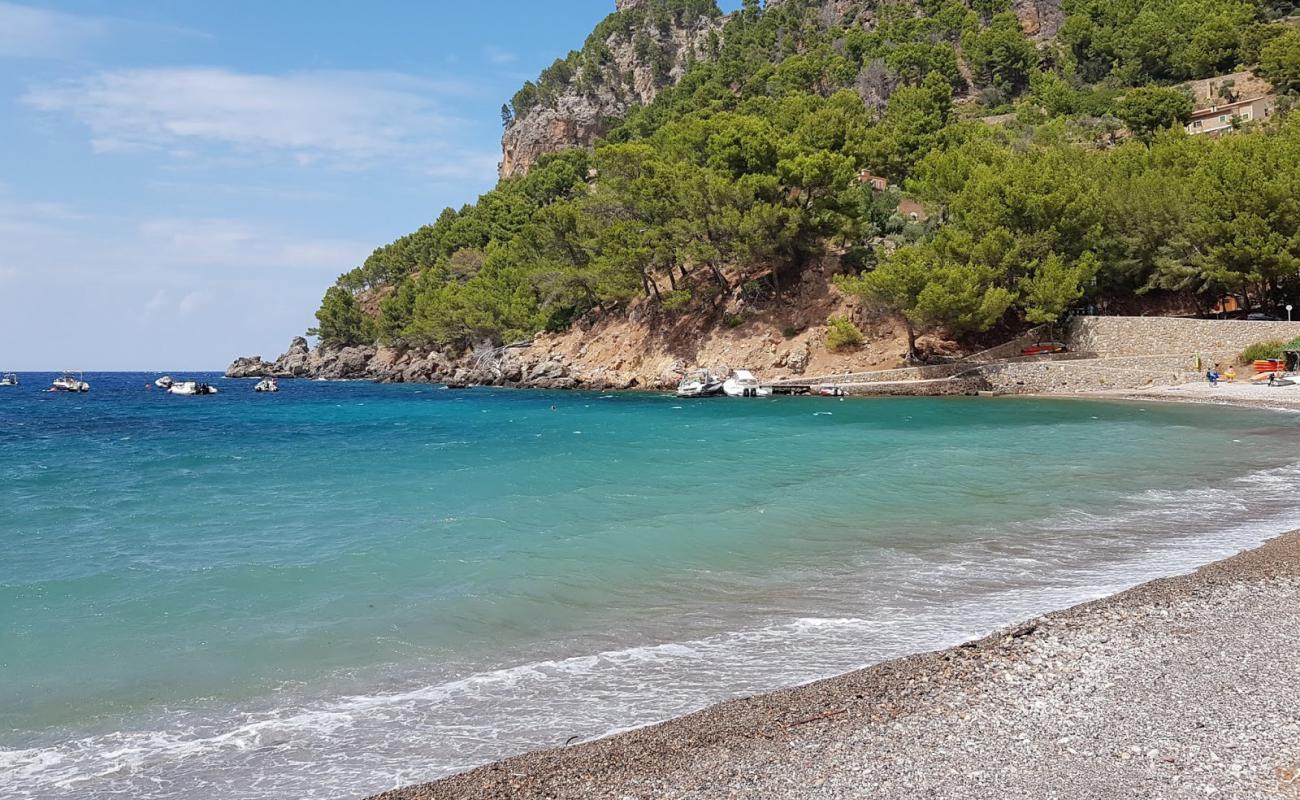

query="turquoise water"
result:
[4,373,1300,798]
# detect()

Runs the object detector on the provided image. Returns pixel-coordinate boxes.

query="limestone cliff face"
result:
[499,4,726,179]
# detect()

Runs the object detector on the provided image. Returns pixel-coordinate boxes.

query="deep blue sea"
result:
[4,372,1300,799]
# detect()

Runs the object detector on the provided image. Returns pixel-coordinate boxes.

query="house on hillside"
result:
[1185,95,1277,136]
[856,170,929,222]
[856,169,890,191]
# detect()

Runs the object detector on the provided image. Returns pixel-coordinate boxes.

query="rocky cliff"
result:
[499,3,726,179]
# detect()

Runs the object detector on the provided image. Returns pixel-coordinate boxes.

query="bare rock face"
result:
[312,344,378,380]
[225,336,311,378]
[1013,0,1065,41]
[225,355,273,379]
[500,5,725,179]
[272,336,312,377]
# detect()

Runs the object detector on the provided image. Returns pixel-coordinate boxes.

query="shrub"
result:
[724,313,745,329]
[782,325,803,339]
[659,289,692,310]
[1239,340,1285,365]
[826,315,864,351]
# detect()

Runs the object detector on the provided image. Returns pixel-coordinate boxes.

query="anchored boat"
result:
[254,377,279,392]
[723,370,771,398]
[168,381,218,396]
[51,372,90,392]
[0,373,17,387]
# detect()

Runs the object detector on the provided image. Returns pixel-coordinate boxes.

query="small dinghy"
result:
[254,377,279,393]
[168,381,218,396]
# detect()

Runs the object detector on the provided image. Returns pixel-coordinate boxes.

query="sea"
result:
[3,372,1300,799]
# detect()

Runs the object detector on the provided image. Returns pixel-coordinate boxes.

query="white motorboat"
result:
[51,371,90,392]
[254,377,279,392]
[155,375,174,389]
[168,381,218,396]
[723,369,771,398]
[0,373,17,387]
[675,369,725,398]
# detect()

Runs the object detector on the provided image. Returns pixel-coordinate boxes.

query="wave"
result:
[6,460,1300,800]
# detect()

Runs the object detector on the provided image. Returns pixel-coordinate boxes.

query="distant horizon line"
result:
[3,368,230,374]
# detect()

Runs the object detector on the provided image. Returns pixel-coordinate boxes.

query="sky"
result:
[0,1,742,370]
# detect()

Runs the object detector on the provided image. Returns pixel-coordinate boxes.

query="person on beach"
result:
[1207,365,1220,386]
[1224,365,1237,382]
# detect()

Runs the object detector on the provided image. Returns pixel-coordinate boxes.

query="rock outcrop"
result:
[499,4,725,179]
[1012,0,1066,41]
[225,337,377,381]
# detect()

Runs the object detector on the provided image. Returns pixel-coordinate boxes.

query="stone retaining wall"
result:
[980,362,1204,394]
[839,361,1210,397]
[1066,316,1300,358]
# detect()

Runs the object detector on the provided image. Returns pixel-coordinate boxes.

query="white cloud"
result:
[137,217,369,271]
[0,2,107,59]
[485,46,518,65]
[0,202,370,368]
[176,290,207,314]
[23,67,466,165]
[426,150,503,184]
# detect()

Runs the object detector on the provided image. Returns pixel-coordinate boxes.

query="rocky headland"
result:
[226,265,924,389]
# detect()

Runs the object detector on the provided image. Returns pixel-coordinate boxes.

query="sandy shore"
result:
[1094,379,1300,411]
[371,528,1300,800]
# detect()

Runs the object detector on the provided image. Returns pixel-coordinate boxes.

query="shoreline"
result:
[373,530,1300,800]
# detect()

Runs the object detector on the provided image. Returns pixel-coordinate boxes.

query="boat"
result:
[675,369,725,398]
[155,375,174,389]
[817,385,846,397]
[51,372,90,392]
[254,377,279,393]
[723,369,771,398]
[0,373,17,387]
[168,381,218,396]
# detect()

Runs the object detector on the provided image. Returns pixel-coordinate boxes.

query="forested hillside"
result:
[311,0,1300,362]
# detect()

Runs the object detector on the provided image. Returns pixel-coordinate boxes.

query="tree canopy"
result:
[312,0,1300,351]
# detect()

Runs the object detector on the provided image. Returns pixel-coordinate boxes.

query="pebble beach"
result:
[372,530,1300,800]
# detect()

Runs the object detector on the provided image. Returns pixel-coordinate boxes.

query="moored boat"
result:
[254,377,279,392]
[676,369,725,398]
[51,372,90,392]
[168,381,218,396]
[722,369,771,398]
[0,373,17,387]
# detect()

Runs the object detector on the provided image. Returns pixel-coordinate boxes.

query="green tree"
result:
[1114,86,1193,143]
[1260,29,1300,94]
[312,286,365,344]
[961,12,1038,92]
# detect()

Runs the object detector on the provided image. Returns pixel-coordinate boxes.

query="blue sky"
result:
[0,1,741,370]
